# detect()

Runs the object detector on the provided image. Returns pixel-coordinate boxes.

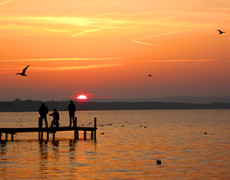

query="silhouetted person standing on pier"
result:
[39,103,49,128]
[49,108,60,128]
[68,100,76,127]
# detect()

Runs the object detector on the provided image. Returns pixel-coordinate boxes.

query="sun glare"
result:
[77,94,88,100]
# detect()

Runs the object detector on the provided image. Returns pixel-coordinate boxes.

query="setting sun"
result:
[77,94,88,100]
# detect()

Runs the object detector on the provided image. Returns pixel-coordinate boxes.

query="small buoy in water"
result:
[140,125,142,127]
[121,125,124,127]
[144,126,147,128]
[156,160,161,165]
[101,132,104,135]
[204,132,207,135]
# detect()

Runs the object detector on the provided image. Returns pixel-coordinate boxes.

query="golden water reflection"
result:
[0,110,229,179]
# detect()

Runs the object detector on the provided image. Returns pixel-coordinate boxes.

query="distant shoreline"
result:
[0,99,230,112]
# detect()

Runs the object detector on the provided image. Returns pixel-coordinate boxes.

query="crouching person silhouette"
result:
[49,109,60,128]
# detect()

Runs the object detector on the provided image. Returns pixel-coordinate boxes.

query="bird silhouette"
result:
[148,74,152,77]
[217,29,225,34]
[16,65,30,76]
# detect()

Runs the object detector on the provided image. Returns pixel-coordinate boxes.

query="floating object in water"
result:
[148,74,152,77]
[121,125,124,127]
[101,132,104,135]
[140,125,142,127]
[144,126,147,128]
[204,132,207,135]
[156,160,161,165]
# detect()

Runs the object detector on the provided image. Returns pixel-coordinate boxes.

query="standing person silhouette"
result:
[39,103,49,128]
[68,100,76,127]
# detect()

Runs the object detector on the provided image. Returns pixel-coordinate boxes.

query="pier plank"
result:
[0,126,96,133]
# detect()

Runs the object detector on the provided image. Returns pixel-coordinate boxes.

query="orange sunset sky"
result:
[0,0,230,101]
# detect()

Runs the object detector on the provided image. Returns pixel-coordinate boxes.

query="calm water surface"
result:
[0,110,229,179]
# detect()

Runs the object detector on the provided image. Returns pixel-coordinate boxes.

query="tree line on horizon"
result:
[0,99,230,112]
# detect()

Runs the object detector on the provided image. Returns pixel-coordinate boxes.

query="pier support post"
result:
[74,117,79,140]
[11,133,14,141]
[84,131,87,140]
[41,131,43,140]
[5,133,8,141]
[47,131,49,141]
[0,132,2,141]
[38,117,42,140]
[94,117,97,141]
[53,132,55,141]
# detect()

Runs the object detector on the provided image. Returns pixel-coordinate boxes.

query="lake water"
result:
[0,109,229,179]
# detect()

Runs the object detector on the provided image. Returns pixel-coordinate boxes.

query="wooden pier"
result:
[0,117,97,141]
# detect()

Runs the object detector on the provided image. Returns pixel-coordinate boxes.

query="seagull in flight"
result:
[217,29,225,34]
[16,65,30,76]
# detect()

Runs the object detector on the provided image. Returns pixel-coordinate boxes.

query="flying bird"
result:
[16,65,30,76]
[217,29,225,34]
[148,74,152,77]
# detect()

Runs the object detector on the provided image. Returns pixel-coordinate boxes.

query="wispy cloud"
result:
[24,64,122,71]
[0,57,216,65]
[0,57,124,73]
[113,59,217,63]
[132,40,153,46]
[0,64,122,74]
[0,13,218,40]
[132,28,205,46]
[0,24,34,30]
[1,57,124,62]
[0,0,11,6]
[143,59,216,62]
[45,29,72,33]
[0,58,216,74]
[17,16,124,27]
[71,27,106,37]
[0,16,125,37]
